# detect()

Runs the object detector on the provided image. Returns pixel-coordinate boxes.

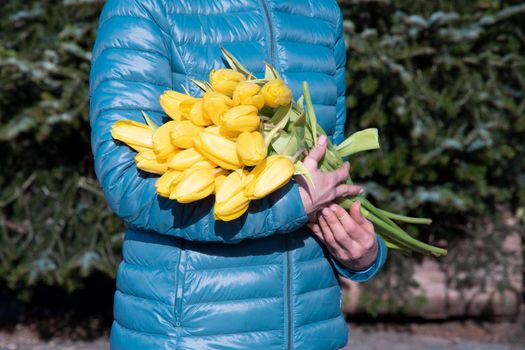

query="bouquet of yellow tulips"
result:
[112,49,447,256]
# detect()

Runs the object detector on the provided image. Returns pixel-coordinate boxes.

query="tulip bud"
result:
[219,105,260,132]
[135,150,168,175]
[111,120,153,152]
[180,98,213,126]
[153,121,178,160]
[261,79,292,108]
[156,170,183,197]
[202,92,234,125]
[213,169,231,194]
[244,155,294,199]
[194,132,243,170]
[160,90,192,121]
[205,125,241,140]
[232,82,265,110]
[168,147,216,171]
[170,120,204,149]
[214,171,251,221]
[170,168,215,203]
[236,131,267,166]
[209,68,245,96]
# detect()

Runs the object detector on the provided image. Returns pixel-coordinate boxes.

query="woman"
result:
[89,0,387,349]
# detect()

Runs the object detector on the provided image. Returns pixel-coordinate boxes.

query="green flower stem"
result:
[338,197,419,253]
[300,81,447,256]
[364,210,447,256]
[375,208,432,225]
[302,82,318,145]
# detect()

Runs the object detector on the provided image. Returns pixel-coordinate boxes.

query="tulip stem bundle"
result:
[301,82,446,256]
[111,49,447,256]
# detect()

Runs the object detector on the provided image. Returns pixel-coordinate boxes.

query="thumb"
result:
[304,135,327,167]
[350,200,365,224]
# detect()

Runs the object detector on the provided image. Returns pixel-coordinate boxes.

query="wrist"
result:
[297,180,313,215]
[338,238,378,271]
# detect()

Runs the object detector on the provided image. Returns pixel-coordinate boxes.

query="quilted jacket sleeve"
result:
[89,1,308,243]
[328,9,388,281]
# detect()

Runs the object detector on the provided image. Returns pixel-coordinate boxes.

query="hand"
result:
[308,201,378,271]
[296,135,363,219]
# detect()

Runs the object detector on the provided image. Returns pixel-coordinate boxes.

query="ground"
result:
[1,316,524,350]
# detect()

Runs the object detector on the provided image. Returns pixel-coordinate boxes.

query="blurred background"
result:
[0,0,524,349]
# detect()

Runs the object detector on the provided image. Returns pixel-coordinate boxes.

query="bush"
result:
[0,0,523,306]
[341,0,525,314]
[0,0,121,297]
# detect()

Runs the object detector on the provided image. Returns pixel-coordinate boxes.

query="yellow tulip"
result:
[232,82,265,110]
[170,168,215,203]
[194,132,243,170]
[160,90,192,121]
[244,155,294,199]
[155,170,183,197]
[168,147,215,171]
[213,169,231,194]
[214,171,251,221]
[219,105,260,132]
[153,121,178,160]
[236,131,267,166]
[170,120,204,149]
[209,68,246,96]
[135,150,168,175]
[204,125,241,140]
[111,120,153,152]
[202,91,234,125]
[180,98,213,126]
[261,79,292,108]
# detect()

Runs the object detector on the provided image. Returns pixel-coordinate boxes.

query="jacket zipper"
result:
[260,0,275,65]
[284,236,292,350]
[174,239,187,327]
[260,3,291,346]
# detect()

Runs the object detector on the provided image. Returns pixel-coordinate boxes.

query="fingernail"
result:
[322,208,331,216]
[318,135,326,145]
[359,188,365,195]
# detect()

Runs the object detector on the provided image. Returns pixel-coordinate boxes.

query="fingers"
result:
[318,214,338,250]
[307,222,323,240]
[322,207,354,250]
[330,162,350,183]
[304,135,327,168]
[348,201,376,247]
[322,207,352,247]
[335,184,364,198]
[350,201,365,224]
[329,204,356,234]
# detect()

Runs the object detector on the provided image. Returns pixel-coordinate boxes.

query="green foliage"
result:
[341,0,525,219]
[340,0,525,314]
[0,0,122,296]
[0,0,523,309]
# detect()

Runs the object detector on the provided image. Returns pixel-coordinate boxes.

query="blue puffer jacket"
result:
[89,1,387,349]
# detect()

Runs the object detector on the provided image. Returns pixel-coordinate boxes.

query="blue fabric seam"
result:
[116,288,172,307]
[185,295,281,308]
[100,14,171,38]
[92,46,170,66]
[297,314,341,329]
[296,283,339,298]
[92,77,170,95]
[113,319,172,340]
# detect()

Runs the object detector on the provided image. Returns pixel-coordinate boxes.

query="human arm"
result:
[308,8,387,280]
[89,0,355,243]
[89,0,309,243]
[309,202,388,282]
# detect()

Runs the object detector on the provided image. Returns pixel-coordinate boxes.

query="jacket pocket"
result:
[174,239,188,326]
